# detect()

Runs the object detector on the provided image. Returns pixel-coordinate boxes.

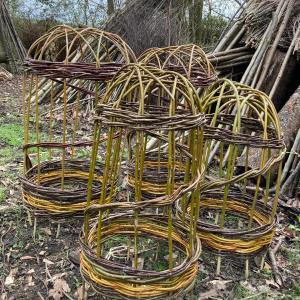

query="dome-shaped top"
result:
[25,25,136,81]
[200,79,285,190]
[97,63,205,131]
[138,44,217,87]
[28,25,136,64]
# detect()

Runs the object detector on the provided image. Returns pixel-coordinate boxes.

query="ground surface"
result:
[0,77,299,300]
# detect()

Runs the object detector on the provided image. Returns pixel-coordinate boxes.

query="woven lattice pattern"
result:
[21,25,135,216]
[176,79,285,277]
[81,64,205,298]
[138,44,217,87]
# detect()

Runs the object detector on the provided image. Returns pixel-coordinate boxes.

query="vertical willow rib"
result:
[61,79,68,190]
[97,127,115,256]
[71,80,81,158]
[84,121,101,242]
[48,80,55,159]
[34,76,41,183]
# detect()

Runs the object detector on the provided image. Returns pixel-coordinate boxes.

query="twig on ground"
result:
[242,292,266,300]
[268,237,285,287]
[37,291,45,300]
[273,236,285,255]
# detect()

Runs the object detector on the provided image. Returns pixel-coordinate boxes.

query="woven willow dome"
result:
[138,44,217,87]
[176,79,286,277]
[20,25,136,216]
[80,64,205,299]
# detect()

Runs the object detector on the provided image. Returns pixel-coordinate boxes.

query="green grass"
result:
[287,247,300,265]
[0,186,6,203]
[0,147,13,159]
[292,281,300,297]
[0,124,23,147]
[233,284,252,299]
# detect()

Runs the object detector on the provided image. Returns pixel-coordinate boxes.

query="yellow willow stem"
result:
[167,81,176,270]
[271,161,283,221]
[94,81,100,106]
[61,79,68,190]
[34,76,41,183]
[49,81,55,159]
[133,134,140,269]
[108,128,123,202]
[193,128,204,241]
[264,150,272,204]
[84,122,101,243]
[189,130,198,250]
[220,144,238,228]
[264,172,271,204]
[219,142,224,177]
[71,81,81,158]
[100,128,115,204]
[181,133,192,225]
[243,147,249,196]
[96,210,103,257]
[249,146,268,227]
[249,176,261,228]
[214,140,224,226]
[168,204,173,269]
[167,129,176,270]
[216,144,238,277]
[97,127,115,256]
[133,132,146,269]
[158,138,161,173]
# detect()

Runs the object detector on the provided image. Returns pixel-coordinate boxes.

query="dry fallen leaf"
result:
[4,274,14,286]
[26,275,35,286]
[0,292,7,300]
[76,285,88,300]
[41,227,52,236]
[43,258,54,265]
[263,262,272,271]
[210,279,232,290]
[49,278,70,300]
[199,288,219,300]
[4,268,18,286]
[266,279,280,289]
[52,272,68,281]
[20,255,35,261]
[200,279,232,299]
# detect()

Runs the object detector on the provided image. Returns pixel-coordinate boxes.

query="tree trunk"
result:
[107,0,115,16]
[189,0,195,41]
[194,0,204,44]
[83,0,89,25]
[189,0,204,44]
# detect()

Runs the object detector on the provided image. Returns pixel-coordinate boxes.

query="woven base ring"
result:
[80,213,201,299]
[176,191,276,256]
[20,159,110,216]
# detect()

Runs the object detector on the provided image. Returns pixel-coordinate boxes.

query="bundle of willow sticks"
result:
[210,0,300,210]
[0,0,26,72]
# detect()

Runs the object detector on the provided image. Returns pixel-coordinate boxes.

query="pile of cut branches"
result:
[213,0,300,214]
